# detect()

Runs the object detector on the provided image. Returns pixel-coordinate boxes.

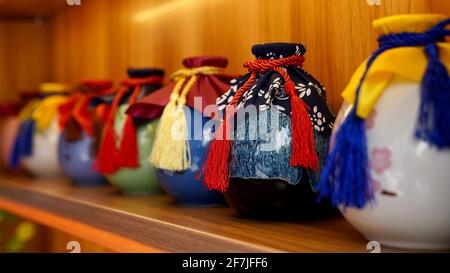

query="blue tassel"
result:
[9,136,21,168]
[415,43,450,148]
[316,44,383,209]
[9,120,35,168]
[317,110,372,209]
[21,120,34,157]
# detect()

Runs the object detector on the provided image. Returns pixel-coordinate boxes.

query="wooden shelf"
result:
[0,173,377,253]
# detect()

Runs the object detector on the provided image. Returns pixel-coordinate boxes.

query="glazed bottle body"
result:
[58,130,107,186]
[224,107,332,220]
[157,107,225,206]
[22,119,63,178]
[216,43,335,220]
[335,75,450,249]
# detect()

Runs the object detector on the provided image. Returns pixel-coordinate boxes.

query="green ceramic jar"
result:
[107,104,161,195]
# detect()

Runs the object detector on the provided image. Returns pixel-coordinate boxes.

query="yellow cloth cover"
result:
[342,14,450,118]
[18,83,70,131]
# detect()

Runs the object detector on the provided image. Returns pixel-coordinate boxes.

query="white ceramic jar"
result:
[330,14,450,250]
[18,83,69,178]
[22,119,63,178]
[335,76,450,250]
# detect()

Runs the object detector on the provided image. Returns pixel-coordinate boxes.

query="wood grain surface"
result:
[48,0,450,112]
[0,0,449,110]
[0,18,52,101]
[0,0,67,17]
[0,0,449,253]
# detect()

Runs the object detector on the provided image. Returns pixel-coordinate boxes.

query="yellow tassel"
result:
[160,103,192,171]
[149,66,221,171]
[149,78,188,171]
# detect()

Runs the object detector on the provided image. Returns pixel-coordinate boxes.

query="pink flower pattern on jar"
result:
[370,147,392,174]
[371,178,381,192]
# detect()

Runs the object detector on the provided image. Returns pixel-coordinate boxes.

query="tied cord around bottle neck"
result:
[149,66,221,172]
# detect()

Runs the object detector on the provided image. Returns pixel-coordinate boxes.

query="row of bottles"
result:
[0,14,449,250]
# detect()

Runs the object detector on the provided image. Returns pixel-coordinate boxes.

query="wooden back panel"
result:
[0,0,449,111]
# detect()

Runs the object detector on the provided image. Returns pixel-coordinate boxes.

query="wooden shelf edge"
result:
[0,176,282,253]
[0,197,161,253]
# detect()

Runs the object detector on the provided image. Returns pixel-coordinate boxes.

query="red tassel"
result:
[285,81,319,171]
[93,125,119,174]
[198,74,255,193]
[202,118,232,192]
[92,88,128,174]
[117,116,140,168]
[116,86,141,168]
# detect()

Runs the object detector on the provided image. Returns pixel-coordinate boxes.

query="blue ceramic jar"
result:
[127,56,233,206]
[58,131,106,186]
[156,107,224,206]
[57,80,113,186]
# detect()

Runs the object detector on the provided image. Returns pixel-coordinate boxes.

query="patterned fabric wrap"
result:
[217,43,335,187]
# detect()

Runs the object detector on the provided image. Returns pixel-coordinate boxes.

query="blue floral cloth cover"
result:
[217,43,335,189]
